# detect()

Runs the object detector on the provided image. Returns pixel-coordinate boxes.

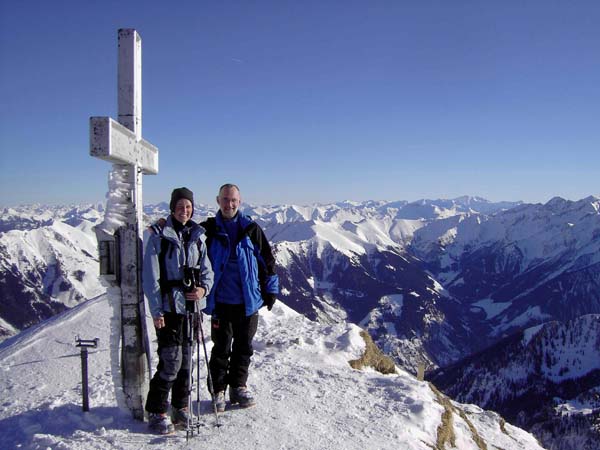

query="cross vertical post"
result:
[89,29,158,421]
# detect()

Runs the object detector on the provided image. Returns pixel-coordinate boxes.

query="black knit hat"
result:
[170,187,194,215]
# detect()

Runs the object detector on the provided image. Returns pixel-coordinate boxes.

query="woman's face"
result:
[173,198,193,224]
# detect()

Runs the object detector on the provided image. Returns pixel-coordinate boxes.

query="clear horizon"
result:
[1,1,599,207]
[3,194,600,210]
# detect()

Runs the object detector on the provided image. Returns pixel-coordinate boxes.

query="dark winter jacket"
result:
[143,216,214,318]
[202,212,279,317]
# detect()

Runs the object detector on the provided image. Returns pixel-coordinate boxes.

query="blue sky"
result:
[1,1,599,207]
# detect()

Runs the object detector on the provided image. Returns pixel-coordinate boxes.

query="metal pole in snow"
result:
[76,337,99,412]
[82,347,89,411]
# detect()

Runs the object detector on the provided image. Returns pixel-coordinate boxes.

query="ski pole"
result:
[196,323,201,425]
[186,310,192,440]
[199,313,221,428]
[185,308,196,441]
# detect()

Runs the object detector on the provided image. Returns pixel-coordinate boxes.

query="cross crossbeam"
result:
[90,117,158,174]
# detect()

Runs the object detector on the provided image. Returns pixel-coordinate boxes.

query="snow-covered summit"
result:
[246,196,521,226]
[0,204,103,232]
[0,295,544,449]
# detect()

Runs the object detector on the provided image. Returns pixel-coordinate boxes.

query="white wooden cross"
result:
[89,29,157,420]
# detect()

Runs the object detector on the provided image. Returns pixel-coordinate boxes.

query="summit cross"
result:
[89,29,157,420]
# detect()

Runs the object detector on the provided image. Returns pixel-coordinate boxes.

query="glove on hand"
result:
[262,293,276,311]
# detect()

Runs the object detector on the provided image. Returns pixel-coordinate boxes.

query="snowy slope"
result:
[411,195,600,339]
[269,217,474,373]
[429,315,600,450]
[0,295,544,450]
[0,219,105,338]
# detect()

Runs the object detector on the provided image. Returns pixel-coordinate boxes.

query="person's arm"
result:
[184,239,214,301]
[254,225,279,294]
[142,233,165,326]
[249,224,279,311]
[197,238,214,296]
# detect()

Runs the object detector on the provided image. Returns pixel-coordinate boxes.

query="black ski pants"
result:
[145,312,192,414]
[209,303,259,393]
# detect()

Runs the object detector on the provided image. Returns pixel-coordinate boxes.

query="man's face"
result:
[173,198,193,224]
[217,187,241,219]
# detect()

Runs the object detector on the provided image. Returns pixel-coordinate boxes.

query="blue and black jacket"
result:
[201,212,279,317]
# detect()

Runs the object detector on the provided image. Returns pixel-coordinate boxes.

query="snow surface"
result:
[495,315,600,387]
[522,324,545,346]
[500,306,553,331]
[472,298,513,320]
[0,295,544,450]
[380,294,404,318]
[537,315,600,383]
[0,220,105,308]
[555,386,600,416]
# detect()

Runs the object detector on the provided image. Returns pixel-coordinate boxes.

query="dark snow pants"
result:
[209,303,259,393]
[145,312,191,414]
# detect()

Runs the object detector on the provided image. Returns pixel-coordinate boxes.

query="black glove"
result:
[262,293,276,311]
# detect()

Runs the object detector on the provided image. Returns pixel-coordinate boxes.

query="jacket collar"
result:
[163,215,206,244]
[215,210,253,231]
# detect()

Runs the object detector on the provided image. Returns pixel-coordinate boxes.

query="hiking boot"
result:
[171,407,191,429]
[214,391,226,413]
[229,386,256,408]
[148,412,175,435]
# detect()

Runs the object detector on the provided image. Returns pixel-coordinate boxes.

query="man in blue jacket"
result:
[201,183,279,412]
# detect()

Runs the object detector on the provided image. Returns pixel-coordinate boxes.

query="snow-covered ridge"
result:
[411,195,600,337]
[522,314,600,383]
[0,204,104,232]
[0,295,544,450]
[0,218,105,337]
[413,195,600,272]
[429,314,600,450]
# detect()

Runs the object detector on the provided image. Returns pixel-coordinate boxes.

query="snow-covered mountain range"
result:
[0,292,544,449]
[0,206,105,339]
[258,196,600,373]
[412,196,600,338]
[1,195,599,449]
[2,196,599,371]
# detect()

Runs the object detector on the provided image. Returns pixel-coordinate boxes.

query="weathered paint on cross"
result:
[89,29,157,421]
